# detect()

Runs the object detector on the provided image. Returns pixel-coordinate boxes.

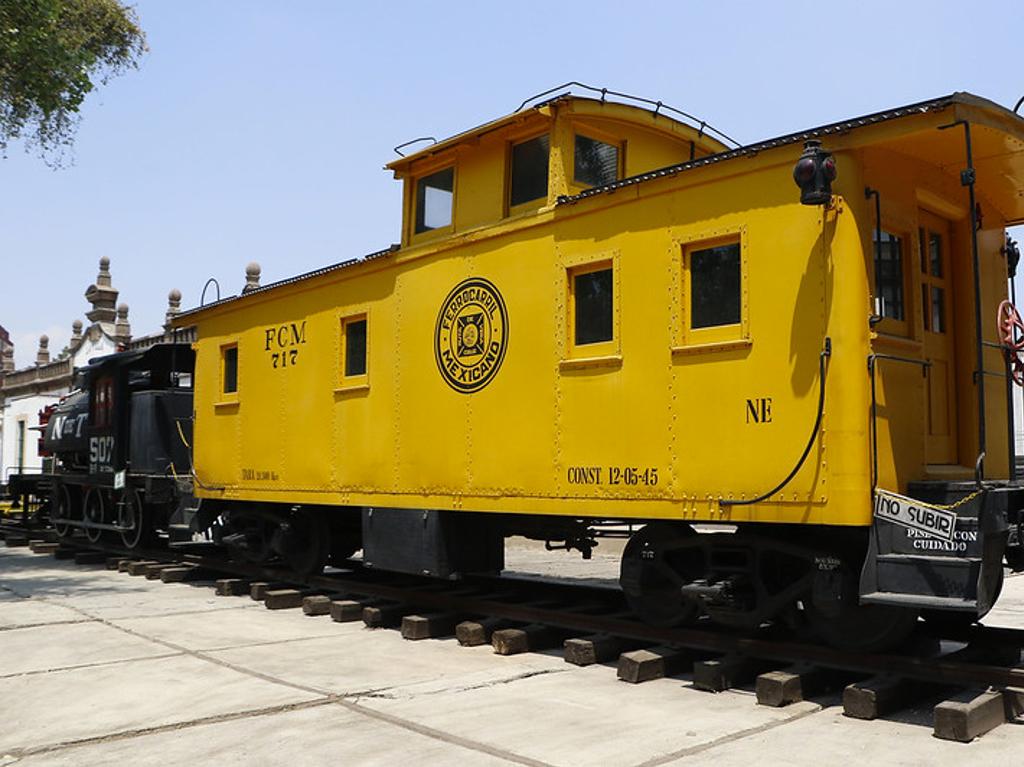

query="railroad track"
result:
[2,522,1023,743]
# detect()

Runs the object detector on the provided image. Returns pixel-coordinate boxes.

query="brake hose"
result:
[719,337,831,506]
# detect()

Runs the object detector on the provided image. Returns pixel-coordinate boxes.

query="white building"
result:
[0,257,219,488]
[0,257,128,484]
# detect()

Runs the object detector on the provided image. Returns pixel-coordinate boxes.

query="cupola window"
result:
[414,167,455,234]
[510,134,550,207]
[574,134,620,188]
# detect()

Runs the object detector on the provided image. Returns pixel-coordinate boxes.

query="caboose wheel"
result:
[804,562,917,652]
[275,508,330,576]
[119,489,156,549]
[83,488,105,544]
[619,522,704,627]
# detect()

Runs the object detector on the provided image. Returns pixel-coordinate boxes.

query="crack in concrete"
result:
[0,651,183,680]
[55,601,340,698]
[1,697,338,761]
[104,603,265,620]
[351,667,574,700]
[634,702,824,766]
[0,619,94,632]
[335,697,556,767]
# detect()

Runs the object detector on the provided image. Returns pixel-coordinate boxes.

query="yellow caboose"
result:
[176,88,1024,650]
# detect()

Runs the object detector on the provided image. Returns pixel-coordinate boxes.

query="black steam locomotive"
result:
[40,343,197,547]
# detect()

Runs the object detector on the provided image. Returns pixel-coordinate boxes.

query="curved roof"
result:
[385,94,732,175]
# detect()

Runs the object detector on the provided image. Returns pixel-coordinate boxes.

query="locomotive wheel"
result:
[119,489,156,550]
[83,488,105,544]
[53,485,76,540]
[619,522,704,627]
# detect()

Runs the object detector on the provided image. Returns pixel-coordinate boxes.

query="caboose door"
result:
[919,210,957,464]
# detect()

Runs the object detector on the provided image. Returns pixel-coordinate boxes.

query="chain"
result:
[925,488,985,512]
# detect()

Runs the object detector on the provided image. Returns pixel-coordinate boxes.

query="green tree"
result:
[0,0,146,163]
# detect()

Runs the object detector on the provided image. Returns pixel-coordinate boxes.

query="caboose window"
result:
[342,315,368,378]
[414,167,454,234]
[574,134,620,188]
[222,345,238,394]
[573,265,614,345]
[874,230,905,322]
[690,242,741,329]
[509,134,550,208]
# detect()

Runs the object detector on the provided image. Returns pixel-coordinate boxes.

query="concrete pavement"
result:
[0,545,1022,766]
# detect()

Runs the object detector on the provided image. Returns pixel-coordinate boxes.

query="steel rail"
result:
[11,530,1022,692]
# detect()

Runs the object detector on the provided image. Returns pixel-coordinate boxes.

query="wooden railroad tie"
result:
[106,557,130,570]
[214,578,251,596]
[617,646,695,684]
[330,599,370,622]
[144,563,180,580]
[250,582,293,601]
[363,603,413,629]
[73,551,108,565]
[843,675,920,720]
[52,546,78,560]
[401,612,461,640]
[492,624,559,656]
[933,687,1013,742]
[264,589,318,610]
[3,534,29,547]
[843,642,1023,722]
[755,664,855,707]
[159,566,206,583]
[28,540,58,554]
[564,634,624,666]
[693,654,776,693]
[455,617,512,647]
[126,560,162,576]
[302,594,349,616]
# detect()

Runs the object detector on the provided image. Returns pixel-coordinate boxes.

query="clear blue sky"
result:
[2,0,1024,366]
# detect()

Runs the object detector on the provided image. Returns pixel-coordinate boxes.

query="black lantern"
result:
[793,139,836,206]
[1003,234,1021,279]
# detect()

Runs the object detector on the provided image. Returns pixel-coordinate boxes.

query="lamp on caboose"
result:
[793,139,836,205]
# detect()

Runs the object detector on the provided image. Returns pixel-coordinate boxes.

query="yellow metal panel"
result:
[452,137,507,231]
[462,236,559,497]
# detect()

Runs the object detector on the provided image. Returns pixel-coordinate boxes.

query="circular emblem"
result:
[434,277,509,393]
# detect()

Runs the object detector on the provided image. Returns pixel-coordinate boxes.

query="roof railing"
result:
[514,81,741,148]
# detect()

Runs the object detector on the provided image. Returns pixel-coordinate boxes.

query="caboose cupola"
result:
[386,92,730,248]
